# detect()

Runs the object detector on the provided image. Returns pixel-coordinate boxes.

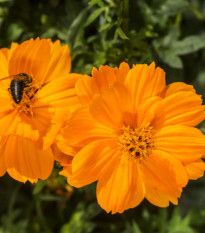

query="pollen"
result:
[118,125,155,162]
[11,80,41,116]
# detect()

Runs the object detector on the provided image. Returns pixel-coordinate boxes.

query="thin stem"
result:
[8,183,21,216]
[123,0,129,35]
[36,200,53,233]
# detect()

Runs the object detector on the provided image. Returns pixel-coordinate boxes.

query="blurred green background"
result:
[0,0,205,232]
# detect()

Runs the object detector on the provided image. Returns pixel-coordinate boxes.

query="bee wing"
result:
[0,75,16,82]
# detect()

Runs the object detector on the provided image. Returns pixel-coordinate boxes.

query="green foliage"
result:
[0,0,205,232]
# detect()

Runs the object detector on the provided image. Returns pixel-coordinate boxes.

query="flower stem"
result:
[123,0,129,35]
[36,200,53,233]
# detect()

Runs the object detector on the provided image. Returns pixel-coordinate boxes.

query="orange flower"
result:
[59,62,205,213]
[0,38,80,182]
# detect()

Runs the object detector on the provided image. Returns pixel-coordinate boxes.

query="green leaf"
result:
[160,51,183,69]
[114,27,129,40]
[7,23,23,41]
[39,194,65,201]
[60,210,95,233]
[88,0,104,8]
[32,180,46,195]
[0,0,12,2]
[99,22,114,32]
[84,7,105,27]
[159,0,190,16]
[173,35,205,55]
[190,6,203,20]
[168,208,195,233]
[132,221,142,233]
[68,9,88,47]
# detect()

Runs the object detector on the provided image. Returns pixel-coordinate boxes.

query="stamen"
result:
[118,125,155,162]
[11,80,41,116]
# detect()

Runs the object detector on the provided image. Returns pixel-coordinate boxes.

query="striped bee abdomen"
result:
[10,79,25,104]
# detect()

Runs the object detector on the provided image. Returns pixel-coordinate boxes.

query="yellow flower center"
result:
[118,125,155,162]
[9,75,41,116]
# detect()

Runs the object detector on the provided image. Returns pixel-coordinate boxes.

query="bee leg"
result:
[25,87,31,94]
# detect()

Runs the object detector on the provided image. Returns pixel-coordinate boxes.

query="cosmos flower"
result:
[58,62,205,213]
[0,38,80,182]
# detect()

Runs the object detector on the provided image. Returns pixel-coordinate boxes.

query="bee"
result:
[0,73,33,104]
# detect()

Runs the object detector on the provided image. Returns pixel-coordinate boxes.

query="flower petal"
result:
[185,159,205,180]
[69,139,119,188]
[60,163,72,181]
[1,42,18,61]
[0,110,39,141]
[153,91,205,128]
[165,82,195,97]
[118,62,130,82]
[2,135,54,182]
[9,38,51,81]
[90,82,133,130]
[0,137,6,176]
[42,40,71,84]
[155,125,205,162]
[0,50,9,78]
[124,62,166,112]
[60,106,116,148]
[51,143,74,164]
[38,73,80,111]
[76,63,130,105]
[96,157,145,214]
[145,185,181,207]
[137,96,162,128]
[141,150,188,193]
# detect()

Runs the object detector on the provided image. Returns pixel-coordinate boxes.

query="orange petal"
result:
[0,76,11,102]
[1,42,18,61]
[42,40,71,84]
[60,106,116,148]
[38,73,80,112]
[75,74,98,105]
[137,96,162,128]
[124,62,166,112]
[96,157,145,214]
[155,125,205,163]
[0,51,9,78]
[51,143,73,164]
[60,162,72,182]
[69,138,119,188]
[9,38,51,81]
[0,110,39,141]
[2,135,54,182]
[141,150,188,193]
[153,91,205,128]
[76,66,118,105]
[76,63,130,105]
[145,185,181,207]
[57,134,81,155]
[24,102,56,147]
[90,82,133,130]
[165,82,195,97]
[185,159,205,180]
[0,142,6,177]
[118,62,130,82]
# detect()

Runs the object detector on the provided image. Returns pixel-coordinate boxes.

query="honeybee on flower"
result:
[0,38,81,182]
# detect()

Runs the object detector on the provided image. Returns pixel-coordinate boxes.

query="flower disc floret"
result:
[11,77,41,116]
[118,125,155,161]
